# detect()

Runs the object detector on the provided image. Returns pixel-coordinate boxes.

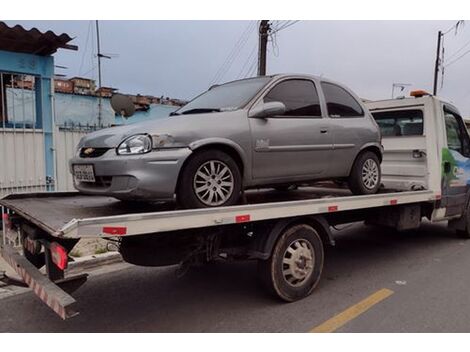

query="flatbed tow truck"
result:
[2,93,470,320]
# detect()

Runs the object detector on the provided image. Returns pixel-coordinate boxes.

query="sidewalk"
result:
[0,252,20,280]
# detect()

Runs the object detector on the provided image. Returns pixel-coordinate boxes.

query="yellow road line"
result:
[310,288,394,333]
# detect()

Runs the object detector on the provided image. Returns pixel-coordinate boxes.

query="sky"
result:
[6,20,470,115]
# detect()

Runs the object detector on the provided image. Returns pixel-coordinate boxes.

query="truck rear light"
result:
[50,242,68,270]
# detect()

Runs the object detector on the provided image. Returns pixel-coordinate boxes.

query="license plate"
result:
[73,164,95,182]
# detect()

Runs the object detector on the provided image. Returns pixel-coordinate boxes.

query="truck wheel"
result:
[455,203,470,239]
[258,224,324,302]
[349,151,381,195]
[177,150,242,209]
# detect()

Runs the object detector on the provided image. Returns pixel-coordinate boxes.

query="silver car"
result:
[70,74,383,208]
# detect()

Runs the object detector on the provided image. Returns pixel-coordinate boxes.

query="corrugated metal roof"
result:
[0,22,77,56]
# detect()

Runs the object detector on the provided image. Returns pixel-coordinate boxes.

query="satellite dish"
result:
[111,94,135,118]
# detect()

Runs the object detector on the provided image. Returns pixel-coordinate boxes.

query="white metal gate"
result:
[54,125,94,192]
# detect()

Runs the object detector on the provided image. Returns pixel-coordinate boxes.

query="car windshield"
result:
[173,77,272,116]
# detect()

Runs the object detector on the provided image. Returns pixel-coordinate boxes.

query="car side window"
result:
[444,108,470,156]
[321,82,364,118]
[263,79,322,117]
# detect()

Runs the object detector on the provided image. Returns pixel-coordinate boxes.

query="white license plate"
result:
[73,164,95,182]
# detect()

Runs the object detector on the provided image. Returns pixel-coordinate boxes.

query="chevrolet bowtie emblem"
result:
[83,147,95,155]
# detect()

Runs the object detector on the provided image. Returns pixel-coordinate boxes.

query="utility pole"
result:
[258,20,270,76]
[96,20,103,127]
[433,30,442,96]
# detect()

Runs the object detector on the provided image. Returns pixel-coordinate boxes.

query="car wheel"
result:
[349,151,381,195]
[177,149,242,209]
[258,224,324,302]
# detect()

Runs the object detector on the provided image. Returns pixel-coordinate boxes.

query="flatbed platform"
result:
[1,187,437,239]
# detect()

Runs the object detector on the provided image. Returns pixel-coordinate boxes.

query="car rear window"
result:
[372,109,424,137]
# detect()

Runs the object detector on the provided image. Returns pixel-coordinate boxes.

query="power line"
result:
[445,47,470,68]
[78,21,93,76]
[442,20,464,35]
[446,38,470,62]
[271,20,300,34]
[237,44,257,79]
[211,21,256,85]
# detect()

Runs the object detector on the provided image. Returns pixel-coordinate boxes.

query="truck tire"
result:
[455,203,470,239]
[349,151,381,195]
[177,150,242,209]
[258,223,324,302]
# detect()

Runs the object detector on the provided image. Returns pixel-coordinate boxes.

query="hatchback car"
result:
[70,74,383,208]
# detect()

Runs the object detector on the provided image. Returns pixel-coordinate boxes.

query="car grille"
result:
[78,176,113,188]
[80,147,110,158]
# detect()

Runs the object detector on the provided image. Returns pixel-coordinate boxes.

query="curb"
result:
[66,251,123,275]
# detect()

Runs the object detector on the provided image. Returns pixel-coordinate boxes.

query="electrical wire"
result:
[446,38,470,62]
[442,20,464,36]
[237,44,257,79]
[211,21,256,85]
[444,47,470,68]
[78,21,93,76]
[271,20,300,34]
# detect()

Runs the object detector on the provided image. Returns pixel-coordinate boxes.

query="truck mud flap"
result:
[0,244,81,320]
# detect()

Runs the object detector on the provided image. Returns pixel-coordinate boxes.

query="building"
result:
[11,74,35,90]
[54,77,74,94]
[70,76,96,95]
[0,21,77,194]
[95,86,117,98]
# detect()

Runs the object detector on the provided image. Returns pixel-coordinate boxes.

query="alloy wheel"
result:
[193,160,234,206]
[362,158,379,190]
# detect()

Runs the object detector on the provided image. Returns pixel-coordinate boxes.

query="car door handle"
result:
[320,129,328,134]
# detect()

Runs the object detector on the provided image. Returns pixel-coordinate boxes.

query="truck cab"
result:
[366,92,470,221]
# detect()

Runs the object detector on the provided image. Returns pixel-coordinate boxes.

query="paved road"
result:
[1,221,470,332]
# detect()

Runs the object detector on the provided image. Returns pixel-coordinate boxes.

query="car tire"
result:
[257,224,324,302]
[348,151,381,195]
[177,149,242,209]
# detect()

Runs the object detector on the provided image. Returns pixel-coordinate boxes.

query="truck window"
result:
[372,110,423,137]
[444,108,470,157]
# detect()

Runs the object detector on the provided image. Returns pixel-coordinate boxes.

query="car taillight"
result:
[50,242,68,270]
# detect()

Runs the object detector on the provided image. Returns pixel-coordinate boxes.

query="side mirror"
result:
[249,101,286,119]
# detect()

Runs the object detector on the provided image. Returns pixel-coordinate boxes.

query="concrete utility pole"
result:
[96,20,103,127]
[258,20,270,76]
[433,30,442,96]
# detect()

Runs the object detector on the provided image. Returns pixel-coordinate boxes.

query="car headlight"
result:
[117,134,152,155]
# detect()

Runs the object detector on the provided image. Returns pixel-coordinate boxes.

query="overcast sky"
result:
[6,20,470,115]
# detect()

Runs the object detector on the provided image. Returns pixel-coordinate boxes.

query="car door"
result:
[320,81,371,176]
[441,106,470,217]
[249,78,333,180]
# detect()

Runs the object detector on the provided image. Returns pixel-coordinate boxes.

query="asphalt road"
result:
[1,221,470,332]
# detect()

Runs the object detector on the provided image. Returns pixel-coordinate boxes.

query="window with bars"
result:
[0,72,38,129]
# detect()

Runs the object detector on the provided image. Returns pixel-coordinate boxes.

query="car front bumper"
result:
[69,147,192,201]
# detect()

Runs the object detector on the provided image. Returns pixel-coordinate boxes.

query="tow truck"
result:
[2,91,470,320]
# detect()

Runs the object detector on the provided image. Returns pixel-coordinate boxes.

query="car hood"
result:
[77,112,241,149]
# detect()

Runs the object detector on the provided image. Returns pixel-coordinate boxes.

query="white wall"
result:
[0,129,47,197]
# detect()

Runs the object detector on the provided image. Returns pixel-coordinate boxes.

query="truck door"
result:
[441,106,470,217]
